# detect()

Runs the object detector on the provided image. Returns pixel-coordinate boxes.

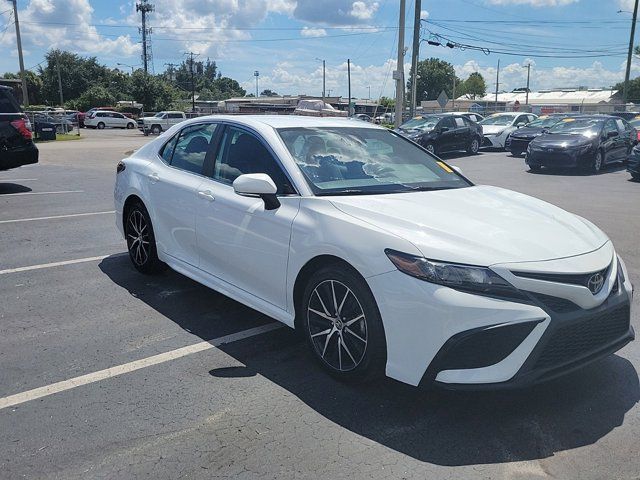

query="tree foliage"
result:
[457,72,487,99]
[407,58,459,103]
[2,49,246,111]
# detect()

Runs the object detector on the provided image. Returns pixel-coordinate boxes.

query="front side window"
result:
[278,127,470,196]
[213,126,294,194]
[167,123,218,174]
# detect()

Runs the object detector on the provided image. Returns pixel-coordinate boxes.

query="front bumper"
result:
[481,134,507,149]
[509,136,534,154]
[526,147,593,169]
[628,151,640,176]
[367,247,633,389]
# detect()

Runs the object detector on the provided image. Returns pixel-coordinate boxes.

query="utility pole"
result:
[367,85,371,100]
[495,59,500,111]
[315,58,326,101]
[11,0,28,106]
[525,63,531,105]
[56,55,64,106]
[452,76,456,110]
[254,70,259,97]
[185,52,199,113]
[136,0,154,74]
[347,58,352,117]
[394,0,406,128]
[409,0,421,117]
[623,0,639,105]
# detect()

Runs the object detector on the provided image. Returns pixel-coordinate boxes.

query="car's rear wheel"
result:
[97,122,105,130]
[529,165,542,172]
[151,125,162,135]
[467,138,480,155]
[124,202,166,274]
[302,265,386,382]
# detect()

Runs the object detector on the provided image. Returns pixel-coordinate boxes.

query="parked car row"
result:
[395,113,484,155]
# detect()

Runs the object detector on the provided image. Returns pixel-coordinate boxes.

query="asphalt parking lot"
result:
[1,128,639,480]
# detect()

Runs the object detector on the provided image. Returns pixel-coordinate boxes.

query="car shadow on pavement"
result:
[99,253,640,467]
[0,183,32,194]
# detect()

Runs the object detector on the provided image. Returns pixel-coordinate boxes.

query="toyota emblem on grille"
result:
[587,273,605,294]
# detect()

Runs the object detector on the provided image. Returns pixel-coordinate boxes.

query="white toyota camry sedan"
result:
[114,115,634,389]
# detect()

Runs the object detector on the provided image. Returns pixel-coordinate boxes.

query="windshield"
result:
[154,112,165,117]
[480,115,516,126]
[399,116,441,131]
[547,118,603,135]
[277,127,470,195]
[527,116,565,128]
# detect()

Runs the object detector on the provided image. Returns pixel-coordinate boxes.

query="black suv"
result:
[395,114,483,155]
[0,86,38,171]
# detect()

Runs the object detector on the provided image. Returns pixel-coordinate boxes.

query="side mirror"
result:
[233,173,280,210]
[451,165,463,175]
[440,126,449,133]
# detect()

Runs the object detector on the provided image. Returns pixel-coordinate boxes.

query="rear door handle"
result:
[147,172,160,183]
[197,190,215,201]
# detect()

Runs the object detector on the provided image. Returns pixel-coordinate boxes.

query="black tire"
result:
[126,122,135,129]
[589,149,604,174]
[97,122,105,130]
[529,165,542,172]
[301,264,386,382]
[151,125,162,135]
[511,150,523,157]
[124,202,166,274]
[631,173,640,181]
[423,142,436,155]
[467,137,480,155]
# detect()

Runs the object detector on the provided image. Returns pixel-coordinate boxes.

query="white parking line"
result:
[0,178,38,182]
[0,210,115,224]
[1,190,84,197]
[0,254,121,275]
[0,323,283,410]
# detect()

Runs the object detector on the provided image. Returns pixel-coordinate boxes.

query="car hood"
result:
[510,126,544,138]
[530,133,594,148]
[329,185,608,266]
[481,124,513,135]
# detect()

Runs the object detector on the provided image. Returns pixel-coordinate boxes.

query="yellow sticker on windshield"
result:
[437,161,453,173]
[562,118,576,122]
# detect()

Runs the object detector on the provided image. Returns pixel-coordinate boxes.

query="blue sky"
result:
[1,0,639,99]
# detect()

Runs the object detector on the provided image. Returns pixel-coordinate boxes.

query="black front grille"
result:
[512,263,612,288]
[510,138,532,151]
[528,292,580,313]
[534,305,630,369]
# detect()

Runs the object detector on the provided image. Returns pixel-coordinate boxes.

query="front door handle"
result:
[197,190,215,202]
[147,172,160,183]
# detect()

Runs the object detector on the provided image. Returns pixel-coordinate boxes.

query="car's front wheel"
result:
[467,138,480,155]
[302,265,386,382]
[124,202,166,274]
[151,125,162,135]
[127,122,135,129]
[423,142,436,155]
[97,122,105,130]
[590,149,604,174]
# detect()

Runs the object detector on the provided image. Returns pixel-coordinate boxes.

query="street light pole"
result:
[315,58,326,101]
[525,63,531,105]
[623,0,639,106]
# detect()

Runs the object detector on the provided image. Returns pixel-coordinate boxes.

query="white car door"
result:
[195,125,300,309]
[145,123,219,267]
[114,113,128,127]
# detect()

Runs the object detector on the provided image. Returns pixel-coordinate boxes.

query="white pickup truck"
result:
[138,111,186,135]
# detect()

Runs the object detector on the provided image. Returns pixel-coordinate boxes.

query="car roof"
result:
[184,114,386,130]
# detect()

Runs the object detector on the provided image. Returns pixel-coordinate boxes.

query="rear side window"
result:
[0,89,20,113]
[168,113,183,119]
[160,134,179,164]
[454,117,465,127]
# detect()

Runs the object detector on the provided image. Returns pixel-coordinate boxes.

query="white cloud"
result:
[486,0,577,6]
[455,59,638,94]
[350,1,379,20]
[300,26,327,37]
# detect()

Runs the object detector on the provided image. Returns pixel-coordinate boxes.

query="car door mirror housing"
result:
[451,165,463,175]
[233,173,280,210]
[440,126,449,133]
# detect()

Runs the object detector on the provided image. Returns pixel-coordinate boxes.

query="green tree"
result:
[379,96,395,109]
[2,71,43,104]
[130,71,179,111]
[407,58,458,103]
[614,76,640,103]
[457,72,487,99]
[260,89,278,97]
[75,85,116,111]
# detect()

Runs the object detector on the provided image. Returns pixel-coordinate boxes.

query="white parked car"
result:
[480,112,537,149]
[138,111,186,135]
[114,116,634,388]
[85,110,136,130]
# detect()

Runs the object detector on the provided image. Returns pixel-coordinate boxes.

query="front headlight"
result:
[385,249,525,299]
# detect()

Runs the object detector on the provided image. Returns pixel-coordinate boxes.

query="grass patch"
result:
[34,133,82,143]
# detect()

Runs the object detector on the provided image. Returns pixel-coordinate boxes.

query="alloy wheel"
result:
[126,210,151,267]
[307,280,368,372]
[425,143,435,154]
[593,151,602,172]
[470,139,479,154]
